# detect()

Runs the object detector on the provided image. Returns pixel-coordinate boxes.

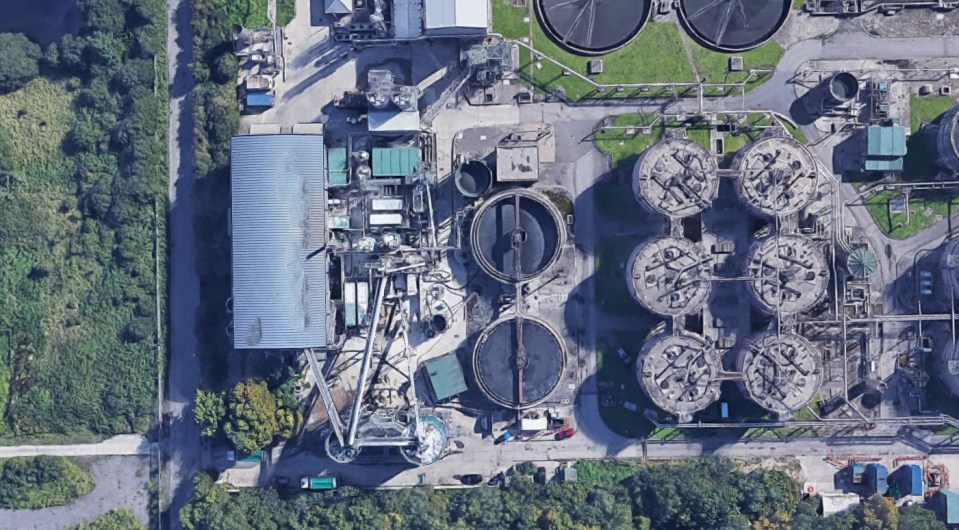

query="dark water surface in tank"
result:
[2,0,81,44]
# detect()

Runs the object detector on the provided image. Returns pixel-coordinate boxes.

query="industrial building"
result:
[637,332,724,422]
[230,134,330,350]
[734,136,819,217]
[633,138,719,219]
[334,0,489,42]
[626,237,713,317]
[862,123,908,173]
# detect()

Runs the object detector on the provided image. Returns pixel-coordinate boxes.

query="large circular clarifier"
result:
[936,105,959,174]
[744,235,829,315]
[627,237,712,316]
[736,136,819,217]
[738,331,822,418]
[634,138,719,219]
[637,332,722,422]
[679,0,790,52]
[536,0,652,56]
[471,189,565,283]
[473,316,566,409]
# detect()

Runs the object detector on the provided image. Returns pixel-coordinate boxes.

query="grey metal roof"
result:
[231,134,328,350]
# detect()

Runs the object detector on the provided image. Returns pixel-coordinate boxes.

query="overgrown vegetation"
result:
[195,376,302,453]
[193,0,242,385]
[181,458,944,529]
[71,509,145,530]
[228,0,295,28]
[492,3,782,101]
[0,455,94,509]
[0,0,166,441]
[0,33,42,94]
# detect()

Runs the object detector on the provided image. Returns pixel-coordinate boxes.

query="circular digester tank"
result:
[829,72,860,103]
[737,331,823,418]
[470,189,565,283]
[627,237,712,316]
[633,138,719,219]
[637,332,722,422]
[455,160,493,198]
[735,136,819,217]
[744,234,829,315]
[679,0,790,52]
[936,105,959,174]
[473,316,566,409]
[536,0,652,56]
[401,415,448,466]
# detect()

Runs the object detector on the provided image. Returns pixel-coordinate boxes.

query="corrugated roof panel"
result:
[423,0,487,29]
[231,134,329,349]
[372,147,420,177]
[425,354,468,401]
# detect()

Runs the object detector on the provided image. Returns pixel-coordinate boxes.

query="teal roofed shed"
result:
[864,125,907,172]
[424,353,468,402]
[935,490,959,525]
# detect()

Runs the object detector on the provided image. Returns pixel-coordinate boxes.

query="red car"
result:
[555,427,575,440]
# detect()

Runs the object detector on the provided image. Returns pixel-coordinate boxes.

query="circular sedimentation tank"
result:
[737,331,823,417]
[470,189,565,283]
[936,105,959,174]
[735,136,819,217]
[633,138,719,219]
[455,160,493,198]
[744,234,829,315]
[829,72,860,103]
[942,238,959,299]
[637,332,722,422]
[536,0,652,56]
[627,237,712,316]
[678,0,790,52]
[473,316,566,409]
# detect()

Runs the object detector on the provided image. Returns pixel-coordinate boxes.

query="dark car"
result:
[535,467,547,484]
[459,474,483,485]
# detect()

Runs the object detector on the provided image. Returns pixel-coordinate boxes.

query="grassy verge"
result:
[597,337,655,438]
[594,236,651,316]
[865,189,959,239]
[0,456,94,509]
[493,5,780,101]
[910,95,955,133]
[574,460,641,485]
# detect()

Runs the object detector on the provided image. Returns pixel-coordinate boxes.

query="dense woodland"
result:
[180,459,945,530]
[191,0,241,385]
[0,455,94,509]
[0,0,166,440]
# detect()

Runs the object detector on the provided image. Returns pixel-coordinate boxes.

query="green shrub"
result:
[72,509,145,530]
[0,456,95,509]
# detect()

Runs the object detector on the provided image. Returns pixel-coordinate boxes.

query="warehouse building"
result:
[230,133,331,350]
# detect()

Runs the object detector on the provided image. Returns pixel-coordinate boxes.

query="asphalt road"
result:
[166,0,202,526]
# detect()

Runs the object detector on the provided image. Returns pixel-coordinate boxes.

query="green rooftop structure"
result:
[863,124,907,172]
[847,248,878,278]
[372,147,420,177]
[424,353,468,402]
[327,147,349,187]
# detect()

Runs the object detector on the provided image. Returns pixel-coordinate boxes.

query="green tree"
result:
[223,380,279,454]
[72,509,145,530]
[861,494,899,530]
[0,33,42,93]
[194,389,225,438]
[0,456,95,509]
[897,504,946,530]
